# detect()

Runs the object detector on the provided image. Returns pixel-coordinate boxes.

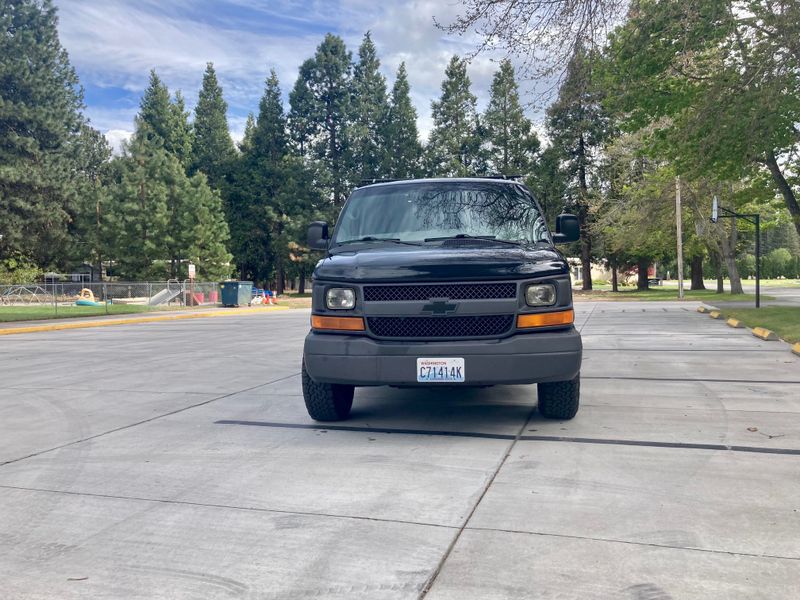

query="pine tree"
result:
[107,134,171,279]
[252,71,288,162]
[191,63,235,187]
[169,91,193,168]
[287,66,316,157]
[136,71,193,167]
[425,56,485,176]
[137,71,172,144]
[230,72,287,283]
[238,113,256,154]
[546,47,612,290]
[484,60,540,175]
[183,172,233,280]
[109,130,231,280]
[70,124,113,277]
[289,34,353,204]
[351,32,389,180]
[0,0,85,269]
[383,62,421,178]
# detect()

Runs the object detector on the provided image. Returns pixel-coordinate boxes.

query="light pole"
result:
[675,177,684,299]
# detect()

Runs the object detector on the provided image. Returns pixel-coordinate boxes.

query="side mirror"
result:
[307,221,329,250]
[552,214,580,244]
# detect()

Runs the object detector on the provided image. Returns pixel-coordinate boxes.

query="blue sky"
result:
[54,0,544,152]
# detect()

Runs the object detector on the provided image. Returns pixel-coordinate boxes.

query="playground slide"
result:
[147,287,182,306]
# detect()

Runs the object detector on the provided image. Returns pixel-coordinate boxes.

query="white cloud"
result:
[55,0,550,144]
[105,129,133,154]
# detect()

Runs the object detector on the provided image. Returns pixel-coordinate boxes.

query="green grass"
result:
[1,303,159,322]
[722,307,800,344]
[574,287,771,302]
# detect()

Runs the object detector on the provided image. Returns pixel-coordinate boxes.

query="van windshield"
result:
[332,181,550,246]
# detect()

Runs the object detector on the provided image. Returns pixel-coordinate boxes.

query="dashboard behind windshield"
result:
[332,182,550,245]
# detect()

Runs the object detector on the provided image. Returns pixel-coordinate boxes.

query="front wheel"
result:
[537,375,580,420]
[301,361,354,421]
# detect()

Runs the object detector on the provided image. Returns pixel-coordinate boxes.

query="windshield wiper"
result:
[336,236,421,246]
[423,234,525,246]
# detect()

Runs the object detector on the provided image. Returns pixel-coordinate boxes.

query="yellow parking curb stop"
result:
[708,310,723,319]
[792,343,800,357]
[696,306,710,313]
[726,318,743,328]
[752,327,778,341]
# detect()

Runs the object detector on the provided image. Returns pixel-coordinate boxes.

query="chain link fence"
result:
[0,280,224,320]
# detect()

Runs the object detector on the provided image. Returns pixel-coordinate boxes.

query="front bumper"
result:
[303,327,582,386]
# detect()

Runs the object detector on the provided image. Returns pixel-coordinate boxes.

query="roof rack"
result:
[474,174,524,181]
[358,178,405,187]
[357,174,525,187]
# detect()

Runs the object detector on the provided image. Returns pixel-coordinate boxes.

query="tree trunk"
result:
[580,232,592,291]
[96,195,103,281]
[711,253,724,293]
[723,254,743,294]
[298,269,306,294]
[637,258,650,291]
[719,218,744,294]
[690,254,706,290]
[765,150,800,238]
[611,260,619,292]
[277,262,285,295]
[577,134,592,291]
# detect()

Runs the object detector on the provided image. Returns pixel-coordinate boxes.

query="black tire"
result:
[537,375,580,420]
[301,361,354,421]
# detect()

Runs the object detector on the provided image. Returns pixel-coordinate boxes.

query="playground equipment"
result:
[148,279,183,306]
[250,288,277,305]
[1,285,51,305]
[75,288,103,307]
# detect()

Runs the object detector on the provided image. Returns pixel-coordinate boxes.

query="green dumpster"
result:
[220,281,253,307]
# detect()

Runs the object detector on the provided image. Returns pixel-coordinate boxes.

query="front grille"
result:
[364,283,516,302]
[367,315,514,339]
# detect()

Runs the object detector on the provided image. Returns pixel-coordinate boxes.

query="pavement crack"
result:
[0,484,457,531]
[465,526,800,562]
[585,376,800,385]
[0,372,300,468]
[417,404,538,598]
[578,303,597,333]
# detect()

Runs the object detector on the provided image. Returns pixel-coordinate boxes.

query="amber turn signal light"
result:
[311,315,365,331]
[517,309,574,329]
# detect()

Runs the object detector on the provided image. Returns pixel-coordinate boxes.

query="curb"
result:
[0,306,290,336]
[702,309,796,355]
[752,326,779,341]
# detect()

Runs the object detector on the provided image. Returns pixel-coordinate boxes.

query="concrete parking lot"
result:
[1,303,798,599]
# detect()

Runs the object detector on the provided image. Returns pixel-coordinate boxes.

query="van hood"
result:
[313,244,569,283]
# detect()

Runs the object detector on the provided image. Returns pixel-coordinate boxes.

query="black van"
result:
[302,177,582,421]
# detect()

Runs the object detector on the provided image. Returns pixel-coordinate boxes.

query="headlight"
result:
[326,287,355,310]
[525,283,556,306]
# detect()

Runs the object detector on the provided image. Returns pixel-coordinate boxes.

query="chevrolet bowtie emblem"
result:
[421,300,458,315]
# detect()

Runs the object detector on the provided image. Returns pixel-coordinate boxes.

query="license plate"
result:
[417,358,465,383]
